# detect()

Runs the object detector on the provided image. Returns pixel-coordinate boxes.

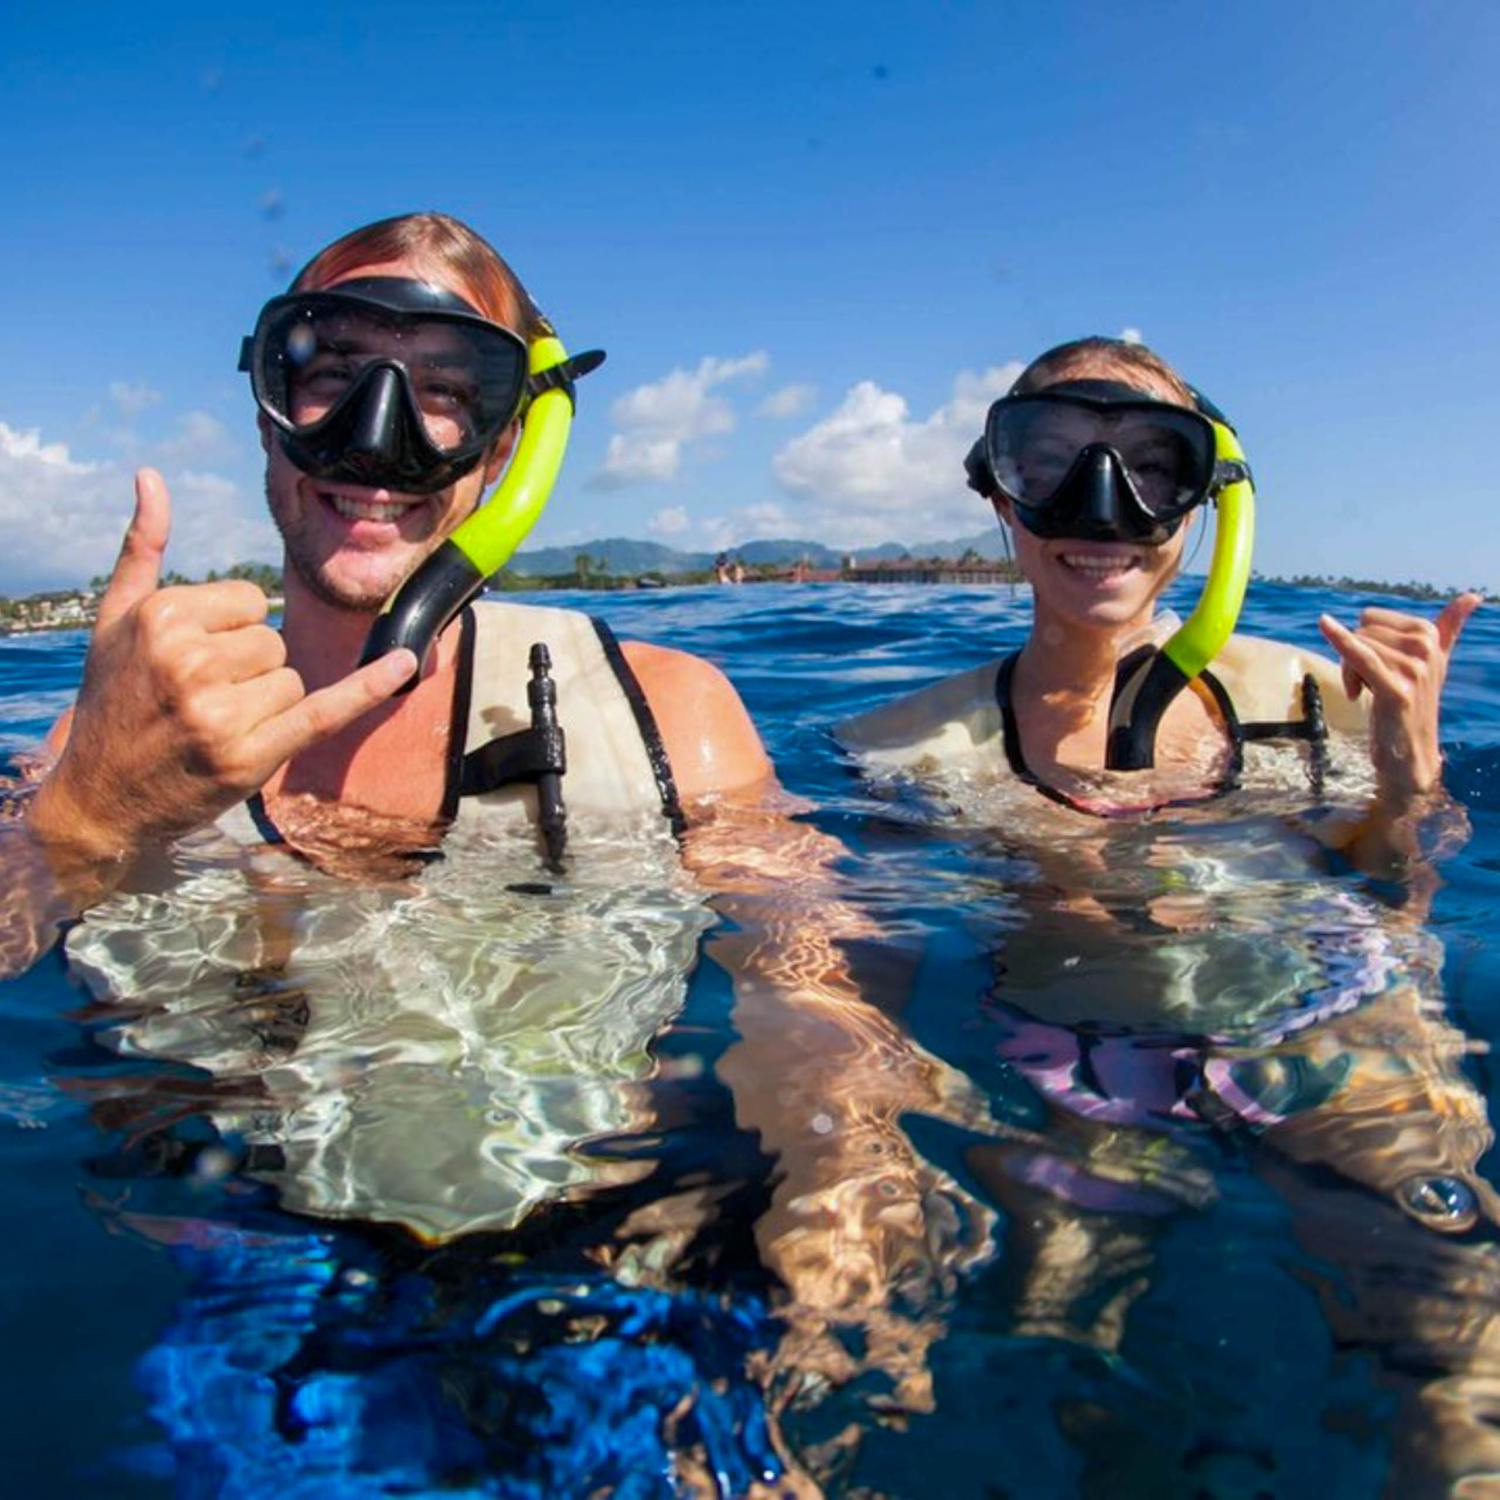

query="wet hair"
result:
[291,212,549,340]
[1010,336,1195,407]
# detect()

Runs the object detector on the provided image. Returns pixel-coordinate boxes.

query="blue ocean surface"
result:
[3,578,1500,1498]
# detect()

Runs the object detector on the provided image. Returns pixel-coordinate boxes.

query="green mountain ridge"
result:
[507,531,1008,577]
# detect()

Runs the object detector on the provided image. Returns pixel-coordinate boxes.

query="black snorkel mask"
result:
[240,277,536,495]
[239,275,604,685]
[964,380,1246,546]
[964,377,1257,772]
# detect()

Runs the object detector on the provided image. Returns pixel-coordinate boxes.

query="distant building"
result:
[843,558,1018,585]
[0,589,99,633]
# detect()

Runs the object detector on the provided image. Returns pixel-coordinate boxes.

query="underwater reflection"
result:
[927,788,1500,1498]
[66,812,711,1242]
[53,759,1500,1495]
[61,795,1003,1495]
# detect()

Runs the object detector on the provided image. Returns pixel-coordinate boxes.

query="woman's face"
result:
[993,362,1198,635]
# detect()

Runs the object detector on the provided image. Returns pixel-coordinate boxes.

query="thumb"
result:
[1436,592,1482,655]
[95,469,171,633]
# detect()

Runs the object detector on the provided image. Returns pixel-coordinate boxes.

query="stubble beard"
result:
[264,467,484,614]
[267,473,413,614]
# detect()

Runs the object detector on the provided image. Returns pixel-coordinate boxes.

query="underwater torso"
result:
[64,600,712,1241]
[836,632,1487,1224]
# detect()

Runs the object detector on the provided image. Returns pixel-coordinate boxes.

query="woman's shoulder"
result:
[1213,633,1369,735]
[834,657,1009,766]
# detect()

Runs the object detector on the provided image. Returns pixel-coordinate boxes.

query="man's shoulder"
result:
[618,641,771,803]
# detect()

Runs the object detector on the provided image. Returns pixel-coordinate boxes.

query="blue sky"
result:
[2,0,1497,592]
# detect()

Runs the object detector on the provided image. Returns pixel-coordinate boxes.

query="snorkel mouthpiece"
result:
[359,335,605,684]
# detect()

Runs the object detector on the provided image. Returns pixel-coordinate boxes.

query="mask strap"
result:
[359,336,606,682]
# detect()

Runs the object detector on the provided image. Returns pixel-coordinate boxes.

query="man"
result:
[12,212,769,938]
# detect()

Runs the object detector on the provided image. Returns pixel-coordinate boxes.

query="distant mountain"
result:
[506,528,1009,577]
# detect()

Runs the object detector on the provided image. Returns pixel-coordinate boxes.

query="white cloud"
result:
[157,410,235,462]
[0,420,275,594]
[596,434,681,487]
[770,363,1022,546]
[647,505,690,537]
[165,471,280,573]
[1119,326,1144,345]
[0,423,98,477]
[0,423,122,591]
[591,351,768,489]
[109,381,163,419]
[696,501,804,552]
[738,501,792,535]
[759,383,817,420]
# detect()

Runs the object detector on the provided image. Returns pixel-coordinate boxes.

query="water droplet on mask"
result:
[1399,1174,1476,1223]
[287,323,316,364]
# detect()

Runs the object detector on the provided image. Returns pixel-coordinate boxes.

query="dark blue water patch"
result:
[130,1234,784,1499]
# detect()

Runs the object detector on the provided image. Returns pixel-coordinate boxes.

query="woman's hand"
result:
[1318,593,1480,800]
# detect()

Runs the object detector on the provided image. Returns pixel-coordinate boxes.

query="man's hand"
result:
[1319,593,1480,800]
[31,469,415,863]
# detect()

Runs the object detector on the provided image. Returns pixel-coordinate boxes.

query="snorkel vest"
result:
[220,597,684,855]
[835,627,1369,815]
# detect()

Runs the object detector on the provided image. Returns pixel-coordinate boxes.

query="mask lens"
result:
[988,397,1216,517]
[254,299,528,455]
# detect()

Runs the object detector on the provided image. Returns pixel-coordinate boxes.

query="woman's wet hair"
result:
[291,211,549,340]
[1011,336,1195,406]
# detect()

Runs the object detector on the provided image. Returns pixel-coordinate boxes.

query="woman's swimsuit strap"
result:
[992,650,1247,817]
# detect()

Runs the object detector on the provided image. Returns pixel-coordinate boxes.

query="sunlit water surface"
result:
[5,580,1500,1498]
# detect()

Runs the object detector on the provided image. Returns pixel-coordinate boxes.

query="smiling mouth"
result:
[320,489,425,523]
[1058,551,1140,578]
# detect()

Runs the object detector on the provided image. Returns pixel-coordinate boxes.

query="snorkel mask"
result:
[240,276,604,679]
[965,379,1256,770]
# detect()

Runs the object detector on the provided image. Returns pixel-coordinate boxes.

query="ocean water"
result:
[4,578,1500,1498]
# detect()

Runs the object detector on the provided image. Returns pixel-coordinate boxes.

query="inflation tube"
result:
[1104,421,1256,770]
[359,336,589,683]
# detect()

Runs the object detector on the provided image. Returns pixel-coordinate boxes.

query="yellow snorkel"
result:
[359,337,605,680]
[1105,419,1256,769]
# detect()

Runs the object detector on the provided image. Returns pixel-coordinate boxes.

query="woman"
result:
[838,338,1500,1494]
[840,335,1476,826]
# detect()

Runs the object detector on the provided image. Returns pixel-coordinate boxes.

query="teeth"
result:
[1061,553,1134,574]
[326,493,417,522]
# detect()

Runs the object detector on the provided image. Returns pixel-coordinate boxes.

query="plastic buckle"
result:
[526,349,607,412]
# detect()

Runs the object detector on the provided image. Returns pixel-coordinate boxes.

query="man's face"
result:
[261,256,512,613]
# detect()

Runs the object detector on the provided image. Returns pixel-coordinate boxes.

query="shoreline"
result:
[0,575,1487,635]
